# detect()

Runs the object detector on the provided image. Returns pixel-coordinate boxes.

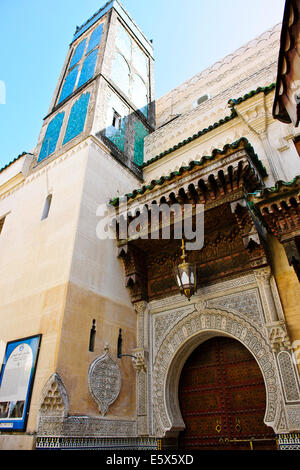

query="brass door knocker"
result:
[215,419,222,434]
[235,418,242,433]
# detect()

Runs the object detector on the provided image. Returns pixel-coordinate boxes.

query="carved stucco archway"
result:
[152,307,283,438]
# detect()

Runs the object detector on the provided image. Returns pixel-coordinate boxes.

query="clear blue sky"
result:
[0,0,285,169]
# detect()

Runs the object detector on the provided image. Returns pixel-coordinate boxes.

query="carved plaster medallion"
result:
[88,345,121,416]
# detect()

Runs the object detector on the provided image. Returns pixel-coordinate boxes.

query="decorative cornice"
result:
[72,1,112,40]
[142,84,275,170]
[110,137,268,207]
[0,152,30,174]
[0,138,92,201]
[141,108,238,168]
[0,135,137,202]
[248,176,300,264]
[249,175,300,201]
[272,0,300,125]
[228,83,276,107]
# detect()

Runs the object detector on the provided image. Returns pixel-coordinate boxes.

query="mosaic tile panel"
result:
[59,66,79,103]
[77,49,98,89]
[38,112,65,162]
[134,120,148,165]
[63,93,90,144]
[69,39,87,69]
[86,24,103,55]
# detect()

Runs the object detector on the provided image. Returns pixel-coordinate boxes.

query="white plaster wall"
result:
[68,139,141,305]
[155,24,281,127]
[0,144,89,432]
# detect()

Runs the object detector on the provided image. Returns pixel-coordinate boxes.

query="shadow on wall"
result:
[96,100,156,180]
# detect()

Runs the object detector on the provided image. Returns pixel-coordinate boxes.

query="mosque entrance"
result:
[178,337,277,450]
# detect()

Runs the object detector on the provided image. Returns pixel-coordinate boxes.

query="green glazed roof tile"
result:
[110,137,267,207]
[141,83,275,170]
[249,175,300,200]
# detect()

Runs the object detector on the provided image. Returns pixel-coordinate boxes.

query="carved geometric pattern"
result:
[286,407,300,430]
[269,325,292,353]
[153,305,195,356]
[39,373,69,418]
[37,417,137,437]
[206,288,263,325]
[148,273,257,313]
[277,351,300,402]
[36,436,158,449]
[276,402,288,432]
[136,370,147,416]
[88,346,121,416]
[151,308,280,438]
[278,433,300,450]
[133,349,147,373]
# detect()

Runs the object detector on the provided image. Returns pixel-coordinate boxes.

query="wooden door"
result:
[178,337,277,450]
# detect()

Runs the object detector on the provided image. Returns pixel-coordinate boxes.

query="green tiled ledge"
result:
[110,137,267,207]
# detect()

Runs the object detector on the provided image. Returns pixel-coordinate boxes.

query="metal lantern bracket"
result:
[117,328,136,360]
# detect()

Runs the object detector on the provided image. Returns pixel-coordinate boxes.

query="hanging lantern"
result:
[174,239,197,300]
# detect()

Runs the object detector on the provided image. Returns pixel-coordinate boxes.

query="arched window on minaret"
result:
[111,53,131,96]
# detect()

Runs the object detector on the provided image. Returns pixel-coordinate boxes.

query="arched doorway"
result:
[178,337,277,450]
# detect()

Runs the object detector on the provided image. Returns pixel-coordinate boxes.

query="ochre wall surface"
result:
[54,142,139,418]
[269,235,300,371]
[56,282,136,417]
[0,144,88,445]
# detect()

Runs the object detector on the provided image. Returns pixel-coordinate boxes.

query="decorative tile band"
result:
[36,436,158,450]
[277,433,300,450]
[36,434,300,450]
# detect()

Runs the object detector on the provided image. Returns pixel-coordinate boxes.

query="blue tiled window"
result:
[58,24,103,105]
[59,66,79,104]
[86,24,103,55]
[77,49,98,89]
[69,39,87,69]
[38,112,65,162]
[63,93,90,145]
[134,121,148,166]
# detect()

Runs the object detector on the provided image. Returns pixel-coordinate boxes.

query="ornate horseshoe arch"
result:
[152,307,282,438]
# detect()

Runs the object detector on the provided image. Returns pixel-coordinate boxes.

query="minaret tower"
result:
[36,0,155,176]
[29,1,155,446]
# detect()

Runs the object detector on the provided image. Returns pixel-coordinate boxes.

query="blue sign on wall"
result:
[0,335,42,431]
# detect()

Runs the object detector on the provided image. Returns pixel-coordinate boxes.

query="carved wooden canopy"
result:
[273,0,300,126]
[249,176,300,280]
[110,141,271,303]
